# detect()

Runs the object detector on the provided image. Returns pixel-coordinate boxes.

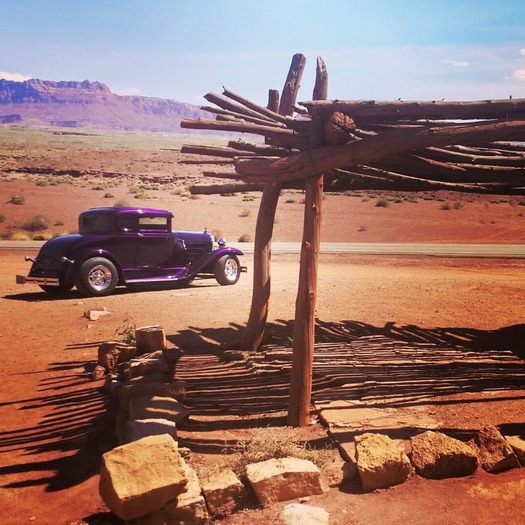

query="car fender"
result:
[187,247,245,278]
[67,248,124,285]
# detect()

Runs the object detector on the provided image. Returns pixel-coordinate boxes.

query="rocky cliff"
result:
[0,78,209,131]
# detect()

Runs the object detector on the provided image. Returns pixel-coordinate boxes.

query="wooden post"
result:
[241,56,306,352]
[288,57,327,427]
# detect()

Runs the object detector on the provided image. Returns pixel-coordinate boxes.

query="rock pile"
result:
[92,326,525,522]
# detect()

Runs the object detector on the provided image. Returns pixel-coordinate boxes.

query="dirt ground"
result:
[0,129,524,524]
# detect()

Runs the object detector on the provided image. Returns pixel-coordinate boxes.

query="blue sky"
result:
[1,0,525,105]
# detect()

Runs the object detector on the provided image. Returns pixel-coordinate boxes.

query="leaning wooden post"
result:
[288,57,327,427]
[241,55,306,352]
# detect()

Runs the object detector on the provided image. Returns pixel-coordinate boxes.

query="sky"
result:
[1,0,525,106]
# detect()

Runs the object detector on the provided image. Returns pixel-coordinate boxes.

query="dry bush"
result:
[227,427,333,477]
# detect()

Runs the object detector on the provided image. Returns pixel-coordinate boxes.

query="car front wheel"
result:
[214,254,240,285]
[76,257,118,296]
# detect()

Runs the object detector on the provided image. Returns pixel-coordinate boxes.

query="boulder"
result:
[410,431,478,479]
[162,460,209,524]
[505,435,525,466]
[118,380,186,411]
[278,503,330,525]
[468,425,520,473]
[97,341,136,373]
[126,358,170,380]
[128,395,190,425]
[246,457,324,505]
[355,433,412,492]
[322,459,356,487]
[200,468,244,516]
[126,418,178,443]
[99,434,187,521]
[135,325,166,354]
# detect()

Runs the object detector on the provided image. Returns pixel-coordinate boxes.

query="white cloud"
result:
[519,48,525,59]
[0,71,31,81]
[508,69,525,81]
[441,59,469,68]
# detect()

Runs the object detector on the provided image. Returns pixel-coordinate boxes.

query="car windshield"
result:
[79,213,113,234]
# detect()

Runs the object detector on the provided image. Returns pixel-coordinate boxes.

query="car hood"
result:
[38,234,83,258]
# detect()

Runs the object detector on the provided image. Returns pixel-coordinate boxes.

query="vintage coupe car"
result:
[17,207,245,297]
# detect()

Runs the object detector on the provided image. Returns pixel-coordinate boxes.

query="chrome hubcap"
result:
[224,258,239,281]
[88,264,113,291]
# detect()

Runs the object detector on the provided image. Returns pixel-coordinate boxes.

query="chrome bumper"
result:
[16,275,60,286]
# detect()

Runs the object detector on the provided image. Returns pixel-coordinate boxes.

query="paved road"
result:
[2,241,524,258]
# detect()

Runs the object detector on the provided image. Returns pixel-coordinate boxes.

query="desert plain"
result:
[0,126,524,524]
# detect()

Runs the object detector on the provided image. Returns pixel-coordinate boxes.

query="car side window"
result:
[138,216,169,232]
[118,215,138,232]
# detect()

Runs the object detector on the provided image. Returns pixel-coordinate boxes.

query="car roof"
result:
[80,207,174,218]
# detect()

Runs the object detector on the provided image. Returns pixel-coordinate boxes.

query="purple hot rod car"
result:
[16,207,246,297]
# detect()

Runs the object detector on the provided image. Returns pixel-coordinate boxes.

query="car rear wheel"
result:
[214,254,240,285]
[76,257,118,296]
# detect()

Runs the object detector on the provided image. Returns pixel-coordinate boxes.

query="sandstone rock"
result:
[246,457,324,505]
[91,364,106,380]
[84,307,111,321]
[97,341,136,373]
[322,458,356,487]
[126,418,178,443]
[163,460,209,524]
[279,503,330,525]
[468,425,520,473]
[505,435,525,466]
[355,433,412,492]
[126,358,170,380]
[128,395,190,425]
[410,431,478,479]
[99,434,187,521]
[118,380,186,411]
[135,325,166,355]
[200,468,244,516]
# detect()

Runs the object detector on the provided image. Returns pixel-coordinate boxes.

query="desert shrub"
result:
[242,195,256,202]
[228,427,332,478]
[375,198,389,208]
[113,199,129,208]
[239,208,251,218]
[114,316,136,345]
[32,232,53,241]
[10,231,31,241]
[23,215,50,231]
[238,233,252,242]
[358,225,367,232]
[453,201,463,209]
[9,195,25,205]
[285,198,297,204]
[54,219,64,226]
[35,179,47,187]
[92,185,105,191]
[103,192,114,198]
[440,202,451,210]
[0,213,5,223]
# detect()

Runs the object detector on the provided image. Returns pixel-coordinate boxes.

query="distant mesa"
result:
[0,78,210,132]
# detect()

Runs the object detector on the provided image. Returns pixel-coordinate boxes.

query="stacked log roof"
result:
[181,91,525,195]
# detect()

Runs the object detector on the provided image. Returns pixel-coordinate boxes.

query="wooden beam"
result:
[181,144,257,158]
[235,120,525,182]
[301,98,525,122]
[190,183,265,194]
[279,53,307,116]
[180,118,308,148]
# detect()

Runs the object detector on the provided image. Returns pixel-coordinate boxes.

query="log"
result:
[301,98,525,122]
[181,144,257,158]
[180,118,308,149]
[279,53,306,116]
[234,120,525,182]
[200,105,288,128]
[204,91,283,125]
[288,56,327,428]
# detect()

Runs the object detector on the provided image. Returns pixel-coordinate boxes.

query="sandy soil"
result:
[0,129,524,524]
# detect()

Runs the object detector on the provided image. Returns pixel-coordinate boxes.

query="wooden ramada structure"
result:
[180,53,525,426]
